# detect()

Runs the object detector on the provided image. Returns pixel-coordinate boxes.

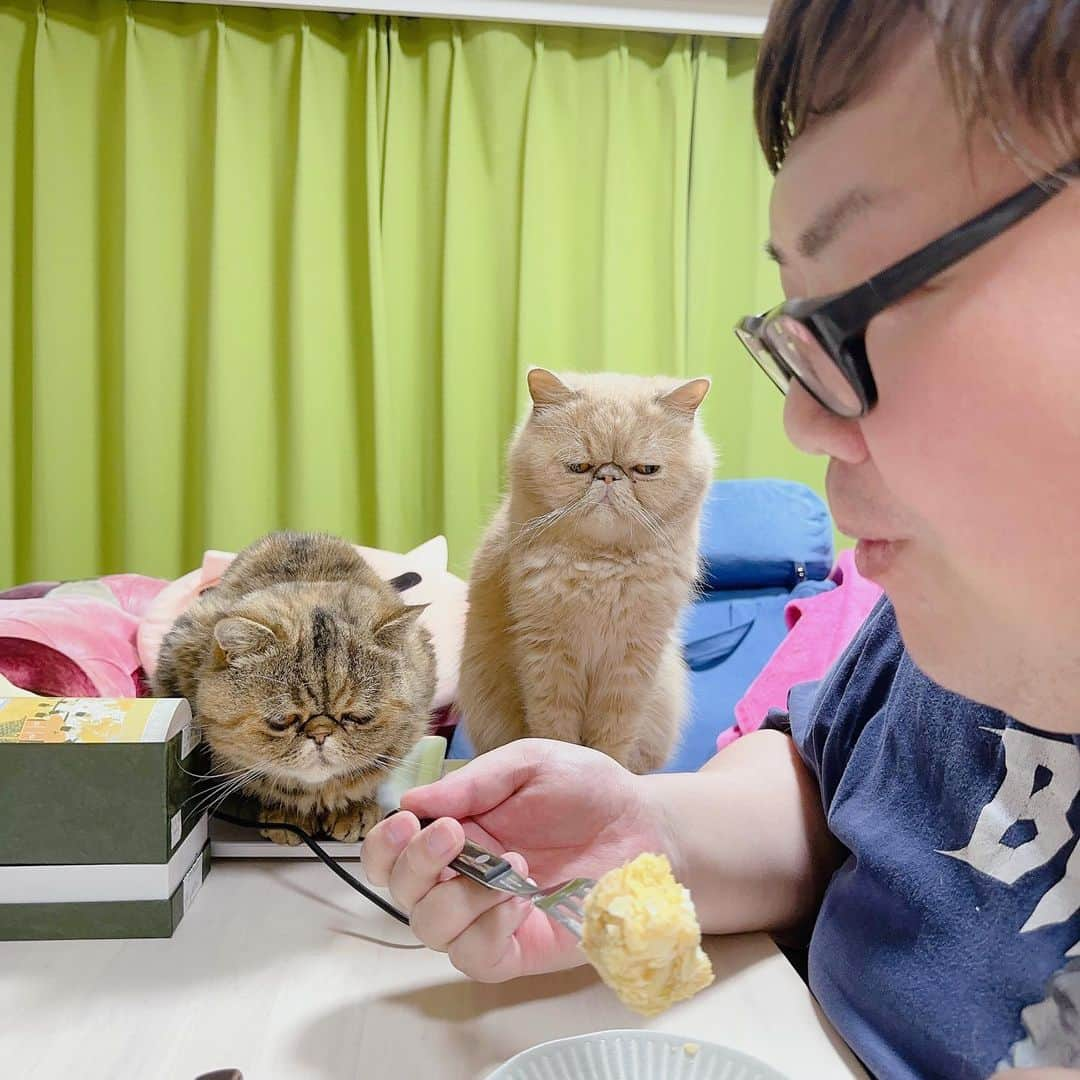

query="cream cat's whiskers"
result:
[626,499,677,552]
[460,368,713,773]
[513,489,591,546]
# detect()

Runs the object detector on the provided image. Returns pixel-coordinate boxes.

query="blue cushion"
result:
[667,580,832,772]
[698,479,833,590]
[447,580,835,772]
[446,478,838,773]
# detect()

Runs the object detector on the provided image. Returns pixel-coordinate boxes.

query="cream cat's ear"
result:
[527,367,576,410]
[374,604,428,649]
[660,377,711,416]
[214,617,278,666]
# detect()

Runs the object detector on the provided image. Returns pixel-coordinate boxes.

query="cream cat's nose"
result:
[595,463,624,485]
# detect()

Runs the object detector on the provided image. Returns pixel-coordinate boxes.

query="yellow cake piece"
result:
[580,852,714,1017]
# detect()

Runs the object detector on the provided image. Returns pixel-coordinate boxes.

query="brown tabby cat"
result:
[153,531,436,844]
[459,368,713,773]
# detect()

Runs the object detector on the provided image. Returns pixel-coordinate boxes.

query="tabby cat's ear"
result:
[213,617,278,667]
[659,377,711,416]
[527,368,576,410]
[374,604,428,649]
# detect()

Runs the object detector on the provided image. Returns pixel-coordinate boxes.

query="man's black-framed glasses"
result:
[735,159,1080,418]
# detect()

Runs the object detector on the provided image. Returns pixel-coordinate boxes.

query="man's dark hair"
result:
[755,1,1080,173]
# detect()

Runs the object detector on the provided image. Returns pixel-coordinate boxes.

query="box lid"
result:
[0,698,192,745]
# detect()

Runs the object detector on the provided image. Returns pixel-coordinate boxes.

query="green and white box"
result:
[0,825,211,940]
[0,697,211,939]
[0,697,202,865]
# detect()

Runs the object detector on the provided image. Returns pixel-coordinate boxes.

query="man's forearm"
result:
[641,730,845,936]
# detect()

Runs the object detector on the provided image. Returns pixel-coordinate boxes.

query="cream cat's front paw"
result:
[323,800,381,843]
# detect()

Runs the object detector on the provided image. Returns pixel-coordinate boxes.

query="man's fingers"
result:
[361,811,420,886]
[410,851,531,951]
[386,817,466,912]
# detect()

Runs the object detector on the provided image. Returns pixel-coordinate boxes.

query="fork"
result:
[421,819,595,938]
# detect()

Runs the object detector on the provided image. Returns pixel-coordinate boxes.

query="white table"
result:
[2,859,865,1079]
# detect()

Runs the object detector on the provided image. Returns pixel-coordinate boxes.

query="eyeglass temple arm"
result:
[829,159,1080,327]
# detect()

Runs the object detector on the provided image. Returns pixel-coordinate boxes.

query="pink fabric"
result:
[137,539,468,711]
[0,582,60,600]
[0,637,99,697]
[99,574,170,617]
[717,550,883,751]
[0,538,468,710]
[0,574,169,697]
[135,555,227,681]
[0,597,144,696]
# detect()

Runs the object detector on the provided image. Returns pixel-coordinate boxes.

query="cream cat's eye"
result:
[461,369,714,774]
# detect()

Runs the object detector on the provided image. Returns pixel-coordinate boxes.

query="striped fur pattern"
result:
[153,532,436,844]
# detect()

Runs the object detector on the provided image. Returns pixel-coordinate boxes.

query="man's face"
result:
[768,26,1080,726]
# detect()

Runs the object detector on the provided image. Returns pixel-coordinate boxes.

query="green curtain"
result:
[0,0,823,585]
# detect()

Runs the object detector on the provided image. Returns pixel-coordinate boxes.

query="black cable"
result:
[213,809,411,926]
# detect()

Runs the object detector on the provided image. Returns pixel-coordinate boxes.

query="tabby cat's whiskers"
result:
[151,531,437,843]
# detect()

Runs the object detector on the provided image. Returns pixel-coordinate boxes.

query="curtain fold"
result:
[0,0,819,584]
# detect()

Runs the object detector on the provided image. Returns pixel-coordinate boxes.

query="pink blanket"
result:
[0,539,467,712]
[717,550,883,751]
[0,575,168,697]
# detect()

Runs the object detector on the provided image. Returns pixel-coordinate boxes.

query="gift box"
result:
[0,697,211,939]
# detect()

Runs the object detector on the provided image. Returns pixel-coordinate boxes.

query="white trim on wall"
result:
[168,0,771,37]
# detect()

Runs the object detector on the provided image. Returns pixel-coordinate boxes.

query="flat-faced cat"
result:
[153,531,435,843]
[459,369,713,773]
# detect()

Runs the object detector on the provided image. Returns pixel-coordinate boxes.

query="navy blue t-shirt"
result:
[789,598,1080,1079]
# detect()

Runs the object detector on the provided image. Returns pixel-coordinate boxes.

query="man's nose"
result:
[783,381,868,465]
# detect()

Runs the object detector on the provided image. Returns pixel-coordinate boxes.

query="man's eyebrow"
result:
[766,186,891,265]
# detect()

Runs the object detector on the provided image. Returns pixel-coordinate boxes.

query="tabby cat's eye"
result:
[567,462,592,474]
[341,712,374,726]
[633,464,661,476]
[268,713,301,732]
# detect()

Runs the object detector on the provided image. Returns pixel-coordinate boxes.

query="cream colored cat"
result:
[459,368,714,773]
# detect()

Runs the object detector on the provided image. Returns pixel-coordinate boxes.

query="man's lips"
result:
[854,537,906,579]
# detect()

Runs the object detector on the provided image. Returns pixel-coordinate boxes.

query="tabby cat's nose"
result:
[302,717,335,745]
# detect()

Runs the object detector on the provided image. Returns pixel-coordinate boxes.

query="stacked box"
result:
[0,697,211,940]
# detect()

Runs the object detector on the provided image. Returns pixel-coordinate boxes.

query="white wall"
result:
[167,0,771,36]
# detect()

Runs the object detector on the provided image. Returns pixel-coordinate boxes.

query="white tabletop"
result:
[2,859,865,1080]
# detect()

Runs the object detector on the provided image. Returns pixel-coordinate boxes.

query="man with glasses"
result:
[736,160,1080,419]
[364,3,1080,1075]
